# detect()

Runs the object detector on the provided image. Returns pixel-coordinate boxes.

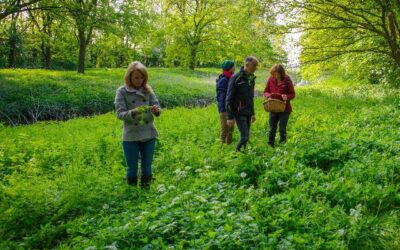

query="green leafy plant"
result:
[0,75,399,249]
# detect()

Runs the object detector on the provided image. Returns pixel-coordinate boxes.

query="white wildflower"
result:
[195,195,207,203]
[241,214,253,221]
[170,197,180,206]
[277,180,288,187]
[350,204,363,224]
[104,241,118,250]
[157,184,166,193]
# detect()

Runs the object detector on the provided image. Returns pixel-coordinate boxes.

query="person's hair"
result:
[124,61,151,95]
[270,64,286,80]
[244,56,259,66]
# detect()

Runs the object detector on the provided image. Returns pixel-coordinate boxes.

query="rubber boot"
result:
[141,175,152,189]
[127,176,138,186]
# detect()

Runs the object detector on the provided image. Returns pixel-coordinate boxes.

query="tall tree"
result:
[275,0,400,68]
[224,0,282,66]
[163,0,280,69]
[115,0,159,66]
[164,0,229,69]
[0,0,282,70]
[7,13,21,67]
[27,0,55,68]
[61,0,113,73]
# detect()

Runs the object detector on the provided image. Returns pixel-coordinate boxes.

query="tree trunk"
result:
[40,37,51,68]
[386,10,400,67]
[8,40,16,68]
[189,44,197,70]
[43,13,52,68]
[42,43,51,68]
[77,28,86,74]
[7,19,18,68]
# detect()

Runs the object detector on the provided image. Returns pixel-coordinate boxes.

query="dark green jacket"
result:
[225,67,256,119]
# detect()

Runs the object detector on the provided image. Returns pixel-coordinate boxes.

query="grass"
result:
[0,76,399,249]
[0,68,218,125]
[0,67,293,125]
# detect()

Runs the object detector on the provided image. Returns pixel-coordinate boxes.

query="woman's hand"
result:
[150,105,161,114]
[282,94,288,101]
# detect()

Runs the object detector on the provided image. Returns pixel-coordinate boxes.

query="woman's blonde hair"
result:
[124,61,151,95]
[270,64,286,80]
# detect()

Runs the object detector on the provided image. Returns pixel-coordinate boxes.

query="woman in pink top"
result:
[264,64,295,147]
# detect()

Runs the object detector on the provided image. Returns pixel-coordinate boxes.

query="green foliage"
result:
[0,77,399,249]
[0,0,281,71]
[0,68,220,125]
[163,0,280,69]
[291,0,400,87]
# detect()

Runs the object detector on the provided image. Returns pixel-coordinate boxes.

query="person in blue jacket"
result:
[216,60,235,144]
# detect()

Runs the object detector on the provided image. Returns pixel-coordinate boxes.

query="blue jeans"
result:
[122,139,155,178]
[234,115,252,151]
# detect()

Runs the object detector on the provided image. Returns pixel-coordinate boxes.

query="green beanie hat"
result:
[222,60,235,70]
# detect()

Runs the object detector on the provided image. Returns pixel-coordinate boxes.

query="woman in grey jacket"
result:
[114,61,161,189]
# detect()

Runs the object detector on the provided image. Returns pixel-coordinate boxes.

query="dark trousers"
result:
[268,112,290,145]
[234,115,252,151]
[122,139,155,178]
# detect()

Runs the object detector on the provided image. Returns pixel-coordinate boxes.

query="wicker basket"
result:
[263,99,286,112]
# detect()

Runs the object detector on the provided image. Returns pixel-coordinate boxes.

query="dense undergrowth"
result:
[0,76,399,249]
[0,68,220,125]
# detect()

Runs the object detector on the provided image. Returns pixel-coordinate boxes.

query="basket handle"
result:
[274,93,288,103]
[265,96,286,104]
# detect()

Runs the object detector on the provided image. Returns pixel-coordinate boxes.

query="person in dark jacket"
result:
[226,56,259,151]
[264,64,295,147]
[216,60,235,144]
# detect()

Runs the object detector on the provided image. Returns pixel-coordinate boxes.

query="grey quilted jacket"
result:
[114,85,161,141]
